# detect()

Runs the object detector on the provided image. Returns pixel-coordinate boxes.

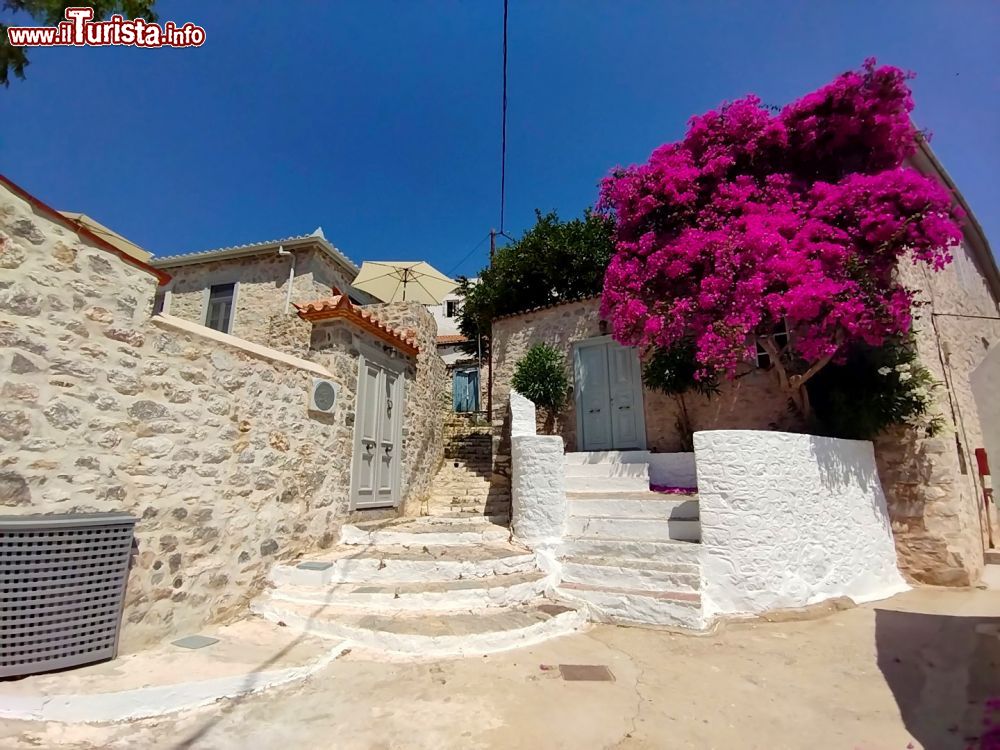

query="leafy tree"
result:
[807,336,943,440]
[598,60,963,420]
[641,341,720,450]
[2,0,157,86]
[456,209,615,361]
[511,343,569,425]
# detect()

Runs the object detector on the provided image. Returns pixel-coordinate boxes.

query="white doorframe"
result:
[349,347,405,510]
[573,335,647,451]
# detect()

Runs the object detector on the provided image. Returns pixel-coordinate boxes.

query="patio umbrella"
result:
[352,261,457,304]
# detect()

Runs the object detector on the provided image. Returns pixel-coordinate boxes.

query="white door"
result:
[574,338,646,451]
[351,357,402,509]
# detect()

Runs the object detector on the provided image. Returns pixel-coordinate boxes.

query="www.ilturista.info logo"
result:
[6,6,205,48]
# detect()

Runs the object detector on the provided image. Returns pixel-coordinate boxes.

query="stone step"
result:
[271,544,536,587]
[565,475,650,493]
[430,489,508,500]
[560,556,700,593]
[264,570,548,612]
[341,517,509,547]
[429,505,511,518]
[426,511,510,525]
[559,537,700,563]
[553,582,703,629]
[563,451,651,465]
[251,600,586,657]
[566,516,701,543]
[564,462,650,478]
[985,550,1000,565]
[567,492,699,520]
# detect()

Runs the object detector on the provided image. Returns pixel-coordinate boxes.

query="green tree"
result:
[511,343,569,431]
[2,0,157,86]
[457,209,615,361]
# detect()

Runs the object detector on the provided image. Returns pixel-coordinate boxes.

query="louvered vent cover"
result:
[1,513,136,678]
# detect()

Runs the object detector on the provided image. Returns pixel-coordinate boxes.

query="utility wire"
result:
[447,231,492,276]
[499,0,509,234]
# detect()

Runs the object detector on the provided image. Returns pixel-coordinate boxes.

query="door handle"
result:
[364,440,375,453]
[384,444,393,456]
[589,408,601,413]
[618,405,630,410]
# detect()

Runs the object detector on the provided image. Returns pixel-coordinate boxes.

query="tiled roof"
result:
[436,334,468,345]
[492,294,600,321]
[295,295,420,355]
[151,227,360,275]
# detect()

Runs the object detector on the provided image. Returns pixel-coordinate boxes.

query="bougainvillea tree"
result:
[598,60,963,418]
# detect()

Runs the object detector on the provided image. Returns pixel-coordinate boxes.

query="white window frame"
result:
[202,281,239,334]
[755,320,789,368]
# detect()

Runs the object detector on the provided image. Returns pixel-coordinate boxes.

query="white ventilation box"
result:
[309,378,339,413]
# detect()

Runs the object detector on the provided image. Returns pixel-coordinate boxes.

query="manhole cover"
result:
[171,635,220,650]
[558,664,615,682]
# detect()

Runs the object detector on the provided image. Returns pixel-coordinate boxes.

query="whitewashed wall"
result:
[695,430,908,618]
[648,453,697,488]
[509,391,566,548]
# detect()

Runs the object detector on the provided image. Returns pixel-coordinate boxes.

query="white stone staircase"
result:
[552,451,705,629]
[251,515,585,658]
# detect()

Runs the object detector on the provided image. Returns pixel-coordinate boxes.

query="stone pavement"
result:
[2,586,998,749]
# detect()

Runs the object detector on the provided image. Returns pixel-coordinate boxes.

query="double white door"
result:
[574,337,646,451]
[351,357,403,509]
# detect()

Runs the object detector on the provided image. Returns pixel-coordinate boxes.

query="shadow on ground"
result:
[876,608,1000,749]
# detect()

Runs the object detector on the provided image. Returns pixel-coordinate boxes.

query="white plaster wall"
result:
[648,453,697,488]
[509,391,566,548]
[694,430,908,618]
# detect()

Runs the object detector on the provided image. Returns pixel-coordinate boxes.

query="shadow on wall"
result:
[875,608,1000,750]
[809,435,882,492]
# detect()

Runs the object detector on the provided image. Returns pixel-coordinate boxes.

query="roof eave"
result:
[153,235,359,277]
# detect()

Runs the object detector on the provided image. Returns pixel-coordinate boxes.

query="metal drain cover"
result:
[296,561,334,571]
[171,635,219,650]
[558,664,615,682]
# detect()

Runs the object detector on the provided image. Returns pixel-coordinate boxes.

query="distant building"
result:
[428,281,482,413]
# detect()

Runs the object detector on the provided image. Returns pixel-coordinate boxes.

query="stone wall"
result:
[874,248,1000,585]
[0,181,443,650]
[695,430,908,618]
[363,302,447,515]
[163,247,358,350]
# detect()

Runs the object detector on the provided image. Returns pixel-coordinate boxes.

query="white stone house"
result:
[427,281,484,413]
[490,141,1000,589]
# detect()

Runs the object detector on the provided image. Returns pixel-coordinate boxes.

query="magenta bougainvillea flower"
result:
[598,60,963,401]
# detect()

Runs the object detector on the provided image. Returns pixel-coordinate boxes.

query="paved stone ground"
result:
[2,586,998,750]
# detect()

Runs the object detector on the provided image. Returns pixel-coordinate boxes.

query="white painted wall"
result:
[509,391,567,548]
[427,280,475,337]
[694,430,908,618]
[647,453,697,488]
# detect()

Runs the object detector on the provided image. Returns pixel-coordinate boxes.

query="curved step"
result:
[553,582,703,630]
[251,600,587,657]
[341,517,510,547]
[271,544,537,587]
[265,570,550,612]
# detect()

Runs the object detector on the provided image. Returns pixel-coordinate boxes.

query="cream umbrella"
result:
[352,261,457,304]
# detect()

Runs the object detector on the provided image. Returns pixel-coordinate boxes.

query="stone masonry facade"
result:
[163,246,360,348]
[0,180,445,651]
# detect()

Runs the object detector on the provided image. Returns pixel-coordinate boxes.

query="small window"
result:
[152,290,166,316]
[205,283,236,333]
[755,320,789,368]
[445,299,460,318]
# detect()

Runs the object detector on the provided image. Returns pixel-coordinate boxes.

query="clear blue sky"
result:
[3,1,997,277]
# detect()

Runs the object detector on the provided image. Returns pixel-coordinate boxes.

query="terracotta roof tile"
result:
[436,334,468,345]
[492,294,599,321]
[294,295,420,355]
